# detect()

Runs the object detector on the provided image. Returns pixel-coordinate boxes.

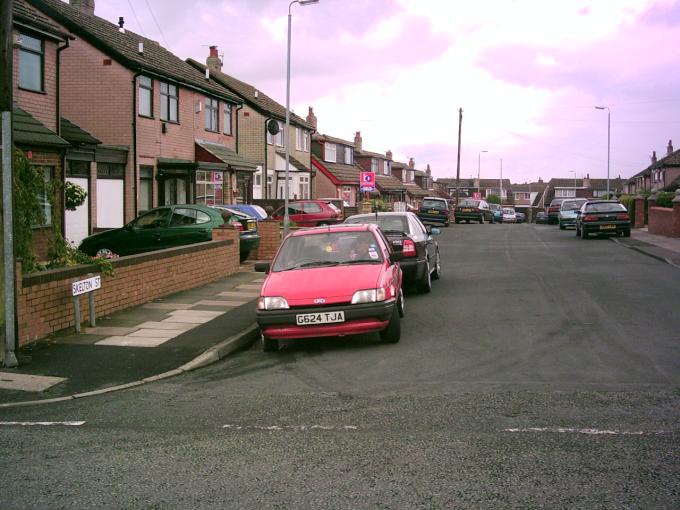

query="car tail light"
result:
[402,239,417,257]
[230,219,244,231]
[616,213,630,221]
[582,215,599,222]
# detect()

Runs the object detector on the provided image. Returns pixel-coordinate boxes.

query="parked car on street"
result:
[255,223,404,351]
[535,211,549,224]
[417,196,451,227]
[344,211,441,293]
[502,207,517,223]
[489,203,504,223]
[558,198,588,230]
[210,205,261,262]
[454,198,495,224]
[547,198,568,224]
[79,204,225,258]
[515,211,526,223]
[224,203,268,221]
[575,200,631,239]
[272,200,341,227]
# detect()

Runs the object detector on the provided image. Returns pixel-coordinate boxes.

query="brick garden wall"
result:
[17,227,239,346]
[648,207,674,237]
[248,219,281,261]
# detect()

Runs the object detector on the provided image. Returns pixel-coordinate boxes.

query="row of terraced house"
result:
[8,0,446,260]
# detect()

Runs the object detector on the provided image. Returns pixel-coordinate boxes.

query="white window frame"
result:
[223,103,232,135]
[299,174,310,199]
[205,97,219,132]
[325,142,337,163]
[344,146,353,165]
[371,158,378,173]
[555,188,576,198]
[296,128,308,152]
[160,81,178,122]
[138,76,153,118]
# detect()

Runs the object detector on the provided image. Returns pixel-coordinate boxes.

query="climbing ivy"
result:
[12,147,46,272]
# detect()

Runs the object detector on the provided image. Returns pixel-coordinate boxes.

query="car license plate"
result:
[296,311,345,325]
[429,209,439,214]
[462,208,472,212]
[599,224,616,230]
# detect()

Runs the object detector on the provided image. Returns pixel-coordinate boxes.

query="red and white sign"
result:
[360,172,376,192]
[473,192,481,199]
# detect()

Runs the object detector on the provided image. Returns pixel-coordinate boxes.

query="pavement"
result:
[1,226,678,409]
[611,227,680,268]
[0,262,264,408]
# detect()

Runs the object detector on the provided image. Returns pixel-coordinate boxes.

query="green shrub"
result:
[654,192,675,208]
[618,194,636,217]
[486,194,501,204]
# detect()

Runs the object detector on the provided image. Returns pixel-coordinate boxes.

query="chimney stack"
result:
[71,0,95,16]
[668,139,674,156]
[386,150,392,161]
[426,164,431,176]
[651,150,657,164]
[118,17,124,33]
[354,131,362,151]
[207,45,221,73]
[408,157,415,169]
[306,106,317,129]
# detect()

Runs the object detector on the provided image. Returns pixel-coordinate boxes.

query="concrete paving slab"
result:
[161,316,214,325]
[167,310,223,318]
[193,300,247,307]
[95,336,172,347]
[52,334,104,345]
[135,321,195,331]
[142,303,193,310]
[218,291,260,298]
[0,372,67,392]
[126,329,178,339]
[83,326,138,336]
[236,284,262,290]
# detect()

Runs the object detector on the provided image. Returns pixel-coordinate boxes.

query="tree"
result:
[486,194,501,204]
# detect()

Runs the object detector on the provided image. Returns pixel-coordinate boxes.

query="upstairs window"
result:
[344,146,353,165]
[18,33,43,92]
[160,82,178,122]
[296,128,308,151]
[138,76,153,117]
[371,158,378,173]
[266,121,284,146]
[555,188,576,198]
[325,143,337,163]
[223,104,232,135]
[205,97,219,132]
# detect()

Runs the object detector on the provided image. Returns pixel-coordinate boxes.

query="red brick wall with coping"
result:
[16,227,239,346]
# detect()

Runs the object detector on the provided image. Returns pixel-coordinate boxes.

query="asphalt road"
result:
[1,223,679,509]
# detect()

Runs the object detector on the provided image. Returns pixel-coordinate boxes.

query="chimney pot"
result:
[138,42,143,54]
[206,45,222,73]
[354,131,362,151]
[306,106,317,129]
[386,150,392,161]
[408,157,415,169]
[668,139,674,156]
[651,150,657,164]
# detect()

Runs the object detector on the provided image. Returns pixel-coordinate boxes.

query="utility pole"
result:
[454,108,462,207]
[1,0,18,367]
[499,158,503,205]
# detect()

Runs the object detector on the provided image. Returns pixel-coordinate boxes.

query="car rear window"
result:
[584,202,626,213]
[422,199,447,209]
[346,215,408,233]
[459,199,480,207]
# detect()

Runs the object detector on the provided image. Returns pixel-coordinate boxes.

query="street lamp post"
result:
[595,106,611,198]
[477,150,488,194]
[284,0,319,238]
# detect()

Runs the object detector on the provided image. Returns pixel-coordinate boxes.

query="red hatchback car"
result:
[271,200,341,227]
[255,224,404,351]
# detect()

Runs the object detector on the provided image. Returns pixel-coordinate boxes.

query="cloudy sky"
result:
[91,0,680,183]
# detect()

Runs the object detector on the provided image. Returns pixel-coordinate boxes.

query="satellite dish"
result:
[267,119,280,135]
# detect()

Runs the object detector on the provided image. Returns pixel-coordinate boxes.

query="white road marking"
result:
[223,424,359,431]
[0,421,85,426]
[503,427,667,436]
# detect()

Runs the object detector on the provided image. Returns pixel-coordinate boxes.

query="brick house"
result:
[187,50,314,202]
[543,175,624,205]
[352,132,406,204]
[510,180,548,216]
[26,0,254,246]
[310,131,362,206]
[624,141,680,194]
[390,157,429,208]
[10,0,72,258]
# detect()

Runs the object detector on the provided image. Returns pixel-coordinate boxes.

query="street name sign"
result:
[71,275,101,296]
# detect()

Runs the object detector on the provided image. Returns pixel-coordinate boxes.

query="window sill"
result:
[205,129,219,134]
[138,114,154,120]
[18,86,46,95]
[161,119,180,125]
